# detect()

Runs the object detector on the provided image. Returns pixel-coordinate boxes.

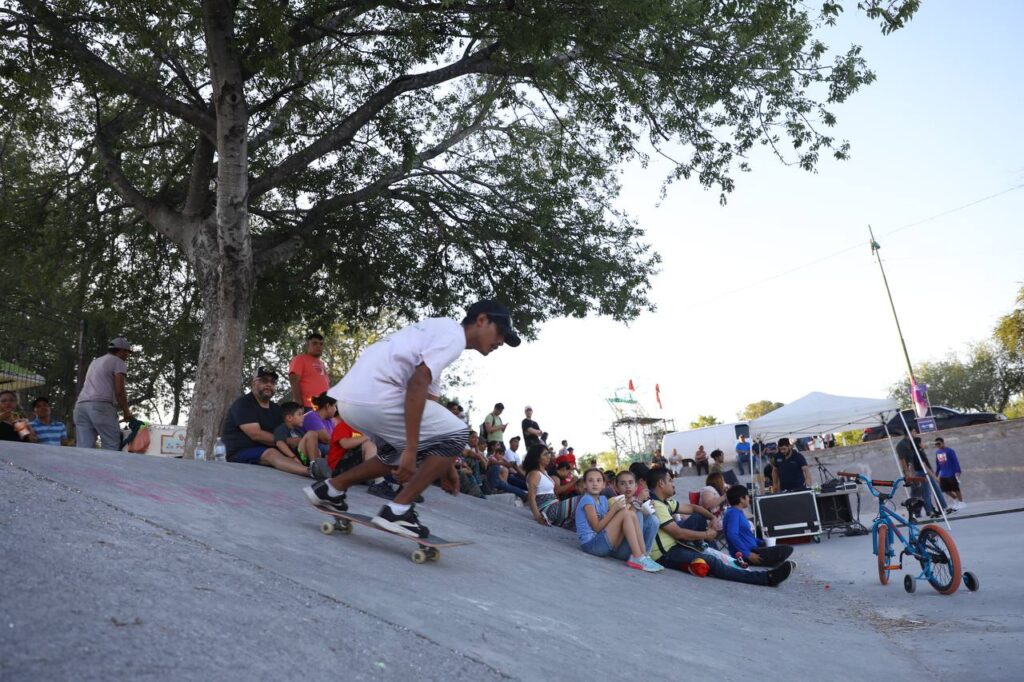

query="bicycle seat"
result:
[902,497,925,519]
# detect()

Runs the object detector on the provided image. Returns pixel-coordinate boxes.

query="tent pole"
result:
[896,411,950,529]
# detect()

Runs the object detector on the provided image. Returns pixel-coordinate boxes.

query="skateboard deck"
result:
[314,508,472,563]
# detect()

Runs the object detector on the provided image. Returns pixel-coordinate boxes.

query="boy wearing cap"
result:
[74,337,134,450]
[305,300,521,539]
[220,367,313,476]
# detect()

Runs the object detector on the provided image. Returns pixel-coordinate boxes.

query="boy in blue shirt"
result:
[724,485,794,568]
[934,438,964,510]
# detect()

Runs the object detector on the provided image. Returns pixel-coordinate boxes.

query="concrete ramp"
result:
[1,443,1004,680]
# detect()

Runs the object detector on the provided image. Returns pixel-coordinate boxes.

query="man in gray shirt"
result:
[74,337,134,449]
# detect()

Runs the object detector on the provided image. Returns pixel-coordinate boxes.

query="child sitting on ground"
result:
[724,485,794,567]
[575,468,663,573]
[274,402,323,468]
[554,460,579,499]
[614,470,658,548]
[600,470,617,498]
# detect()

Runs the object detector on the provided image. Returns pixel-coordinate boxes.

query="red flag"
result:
[655,383,662,410]
[628,379,635,391]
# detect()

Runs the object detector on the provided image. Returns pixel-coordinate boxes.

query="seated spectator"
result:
[553,460,578,499]
[709,449,725,474]
[302,392,338,458]
[0,390,37,443]
[669,448,684,478]
[326,418,396,499]
[647,469,793,586]
[650,449,667,469]
[698,472,729,534]
[694,445,709,477]
[220,368,313,477]
[274,402,324,468]
[628,462,651,499]
[524,445,579,529]
[614,470,658,548]
[575,468,663,572]
[724,485,795,568]
[504,436,527,477]
[485,441,527,500]
[30,396,67,446]
[558,440,570,457]
[555,447,577,472]
[600,470,617,498]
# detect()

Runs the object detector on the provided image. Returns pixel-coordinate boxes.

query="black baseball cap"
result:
[255,366,279,380]
[463,300,521,347]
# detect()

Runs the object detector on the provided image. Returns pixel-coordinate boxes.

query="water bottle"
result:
[195,445,207,462]
[213,437,226,463]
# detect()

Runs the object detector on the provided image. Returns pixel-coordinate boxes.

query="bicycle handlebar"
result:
[837,471,909,497]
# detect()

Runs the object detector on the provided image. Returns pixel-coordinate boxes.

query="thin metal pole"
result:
[869,226,917,386]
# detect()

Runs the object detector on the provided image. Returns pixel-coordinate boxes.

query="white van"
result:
[661,422,749,466]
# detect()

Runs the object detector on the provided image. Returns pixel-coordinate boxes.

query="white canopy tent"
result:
[748,391,899,440]
[747,391,950,529]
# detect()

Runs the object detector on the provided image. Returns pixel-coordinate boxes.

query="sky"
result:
[457,1,1024,455]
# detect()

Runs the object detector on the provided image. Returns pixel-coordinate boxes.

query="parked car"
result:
[862,406,1006,442]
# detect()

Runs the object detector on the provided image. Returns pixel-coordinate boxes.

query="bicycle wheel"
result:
[876,524,892,586]
[916,524,962,594]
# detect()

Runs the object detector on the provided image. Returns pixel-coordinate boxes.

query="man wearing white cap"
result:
[74,337,134,449]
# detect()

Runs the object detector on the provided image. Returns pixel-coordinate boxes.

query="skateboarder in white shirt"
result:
[304,300,521,538]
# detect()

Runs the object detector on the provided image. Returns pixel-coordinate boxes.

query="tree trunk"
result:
[184,248,253,459]
[183,0,253,460]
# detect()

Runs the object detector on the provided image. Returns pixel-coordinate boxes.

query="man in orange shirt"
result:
[289,332,330,409]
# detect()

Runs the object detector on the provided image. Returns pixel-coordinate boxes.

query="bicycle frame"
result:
[860,476,930,574]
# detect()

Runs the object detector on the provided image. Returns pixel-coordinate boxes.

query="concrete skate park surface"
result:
[2,443,1022,681]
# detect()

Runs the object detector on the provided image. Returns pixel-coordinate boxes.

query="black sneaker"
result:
[372,504,429,539]
[944,507,956,515]
[303,481,347,513]
[767,560,795,587]
[367,481,397,500]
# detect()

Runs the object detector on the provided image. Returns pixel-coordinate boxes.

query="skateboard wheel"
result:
[427,548,441,562]
[320,521,334,535]
[411,549,427,564]
[338,521,353,535]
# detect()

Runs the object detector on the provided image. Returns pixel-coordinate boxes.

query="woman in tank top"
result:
[524,444,579,529]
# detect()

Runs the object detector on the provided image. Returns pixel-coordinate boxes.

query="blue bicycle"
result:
[838,471,979,595]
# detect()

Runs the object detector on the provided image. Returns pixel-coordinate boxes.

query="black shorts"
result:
[939,476,960,493]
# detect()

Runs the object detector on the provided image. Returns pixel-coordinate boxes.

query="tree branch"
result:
[253,84,500,271]
[248,42,504,198]
[20,0,216,134]
[94,118,197,253]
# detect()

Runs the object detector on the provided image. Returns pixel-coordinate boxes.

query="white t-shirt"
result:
[329,318,465,406]
[504,448,522,467]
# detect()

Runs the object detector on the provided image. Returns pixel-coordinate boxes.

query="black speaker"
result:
[755,490,821,538]
[816,493,854,526]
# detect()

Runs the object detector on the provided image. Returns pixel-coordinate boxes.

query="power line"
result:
[682,182,1024,310]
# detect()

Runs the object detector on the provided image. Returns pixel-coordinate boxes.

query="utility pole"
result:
[869,225,917,385]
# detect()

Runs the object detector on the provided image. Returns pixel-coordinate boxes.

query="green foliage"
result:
[0,0,919,422]
[1004,396,1024,421]
[689,414,722,429]
[834,430,863,447]
[738,400,785,421]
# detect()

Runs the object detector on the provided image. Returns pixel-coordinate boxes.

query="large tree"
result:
[1,0,918,455]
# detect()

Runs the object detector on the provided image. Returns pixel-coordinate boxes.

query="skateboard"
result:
[314,508,472,564]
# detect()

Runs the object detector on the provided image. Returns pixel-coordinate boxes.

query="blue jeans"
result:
[485,465,527,499]
[736,454,750,475]
[911,475,948,514]
[657,544,770,585]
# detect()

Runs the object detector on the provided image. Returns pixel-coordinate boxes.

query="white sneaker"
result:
[956,501,966,510]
